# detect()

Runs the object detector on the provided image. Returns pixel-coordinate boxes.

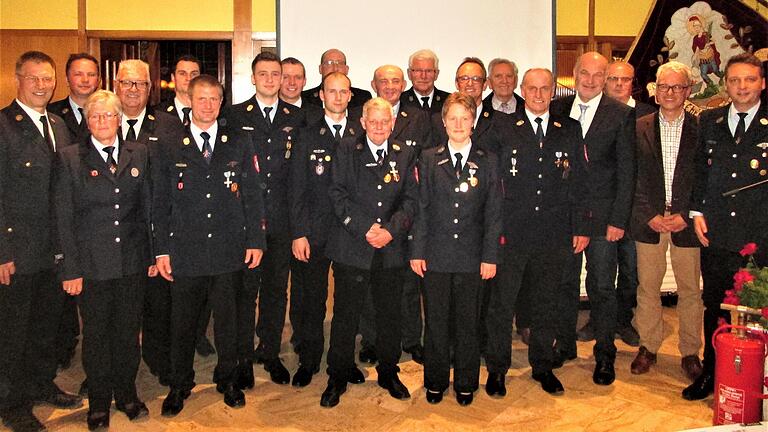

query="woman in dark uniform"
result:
[54,90,153,430]
[410,92,501,406]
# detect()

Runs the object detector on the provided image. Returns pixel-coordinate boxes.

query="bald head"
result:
[319,48,349,77]
[604,61,636,104]
[574,51,608,102]
[371,65,406,106]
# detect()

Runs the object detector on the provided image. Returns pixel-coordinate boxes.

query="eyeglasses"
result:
[17,74,55,85]
[457,75,484,83]
[656,84,690,94]
[117,80,150,90]
[409,68,437,75]
[606,76,633,84]
[87,112,119,122]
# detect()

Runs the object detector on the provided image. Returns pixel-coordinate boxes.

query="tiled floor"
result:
[12,306,718,432]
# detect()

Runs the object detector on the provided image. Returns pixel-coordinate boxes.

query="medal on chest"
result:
[388,160,400,183]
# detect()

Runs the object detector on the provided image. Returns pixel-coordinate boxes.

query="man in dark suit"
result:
[320,98,418,408]
[114,59,186,389]
[400,49,449,115]
[301,48,372,109]
[483,58,525,115]
[431,57,505,155]
[280,57,323,126]
[0,51,81,431]
[577,60,657,347]
[684,53,768,400]
[551,52,636,386]
[354,64,431,365]
[485,68,588,397]
[47,52,101,370]
[289,72,362,387]
[156,55,201,127]
[155,75,265,416]
[227,52,304,387]
[630,61,703,380]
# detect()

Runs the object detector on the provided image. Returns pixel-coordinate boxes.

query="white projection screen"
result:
[277,0,555,97]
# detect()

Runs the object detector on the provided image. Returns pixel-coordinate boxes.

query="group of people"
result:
[0,45,765,431]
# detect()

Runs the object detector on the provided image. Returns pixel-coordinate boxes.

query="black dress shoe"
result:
[116,400,149,421]
[292,365,318,388]
[1,406,46,432]
[552,350,577,369]
[86,410,109,431]
[425,389,443,404]
[320,379,347,408]
[195,336,216,357]
[221,384,246,408]
[358,346,377,364]
[161,388,190,417]
[34,386,83,409]
[236,361,255,390]
[456,391,474,406]
[403,344,424,365]
[485,372,506,397]
[264,358,290,384]
[532,371,565,395]
[348,367,365,384]
[682,373,714,401]
[377,374,410,400]
[593,361,616,385]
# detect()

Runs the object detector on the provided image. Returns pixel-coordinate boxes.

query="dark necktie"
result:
[77,107,86,130]
[126,119,138,141]
[454,152,463,179]
[333,124,342,142]
[102,146,117,175]
[201,131,213,164]
[535,117,544,147]
[39,115,54,152]
[734,112,748,144]
[263,106,273,128]
[182,107,191,126]
[421,96,430,110]
[376,148,385,165]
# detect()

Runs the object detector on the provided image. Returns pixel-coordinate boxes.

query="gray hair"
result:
[83,90,123,118]
[656,61,693,85]
[408,49,440,70]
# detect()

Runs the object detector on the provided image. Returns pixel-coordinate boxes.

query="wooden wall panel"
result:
[0,31,80,107]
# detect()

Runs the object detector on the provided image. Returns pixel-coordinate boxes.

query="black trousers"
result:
[55,295,80,362]
[170,272,238,391]
[423,271,481,393]
[327,257,403,381]
[486,245,570,374]
[80,274,145,412]
[141,275,171,380]
[700,246,748,374]
[0,270,63,409]
[359,270,424,351]
[556,251,582,359]
[290,252,331,370]
[254,235,291,361]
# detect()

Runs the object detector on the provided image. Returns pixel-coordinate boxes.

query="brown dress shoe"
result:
[630,346,656,375]
[681,355,703,381]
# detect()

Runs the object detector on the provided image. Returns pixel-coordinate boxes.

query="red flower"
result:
[733,269,755,291]
[723,294,740,305]
[762,307,768,320]
[740,242,758,256]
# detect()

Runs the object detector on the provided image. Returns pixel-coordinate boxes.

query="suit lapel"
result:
[391,111,409,140]
[10,101,51,154]
[115,139,134,178]
[584,96,610,140]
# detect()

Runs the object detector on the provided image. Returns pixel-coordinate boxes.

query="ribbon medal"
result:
[389,161,400,182]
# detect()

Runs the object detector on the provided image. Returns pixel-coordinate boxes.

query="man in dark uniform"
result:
[483,58,525,115]
[114,60,185,389]
[155,74,265,416]
[577,60,656,347]
[684,53,767,400]
[320,97,418,408]
[0,51,80,431]
[227,52,304,387]
[301,48,372,109]
[289,72,362,387]
[551,52,636,386]
[47,52,101,369]
[280,57,324,126]
[485,68,588,397]
[354,64,431,365]
[400,49,449,115]
[157,55,201,127]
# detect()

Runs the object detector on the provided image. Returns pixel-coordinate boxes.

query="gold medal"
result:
[761,170,767,176]
[563,159,570,169]
[231,183,238,192]
[286,142,292,150]
[459,182,469,192]
[131,167,139,177]
[183,137,190,145]
[469,177,478,187]
[285,150,291,159]
[750,159,759,169]
[325,155,331,162]
[384,173,392,183]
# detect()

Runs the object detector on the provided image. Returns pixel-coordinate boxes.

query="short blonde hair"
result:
[362,97,393,120]
[441,92,476,120]
[83,90,123,118]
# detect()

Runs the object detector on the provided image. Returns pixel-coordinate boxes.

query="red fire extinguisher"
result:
[712,324,768,425]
